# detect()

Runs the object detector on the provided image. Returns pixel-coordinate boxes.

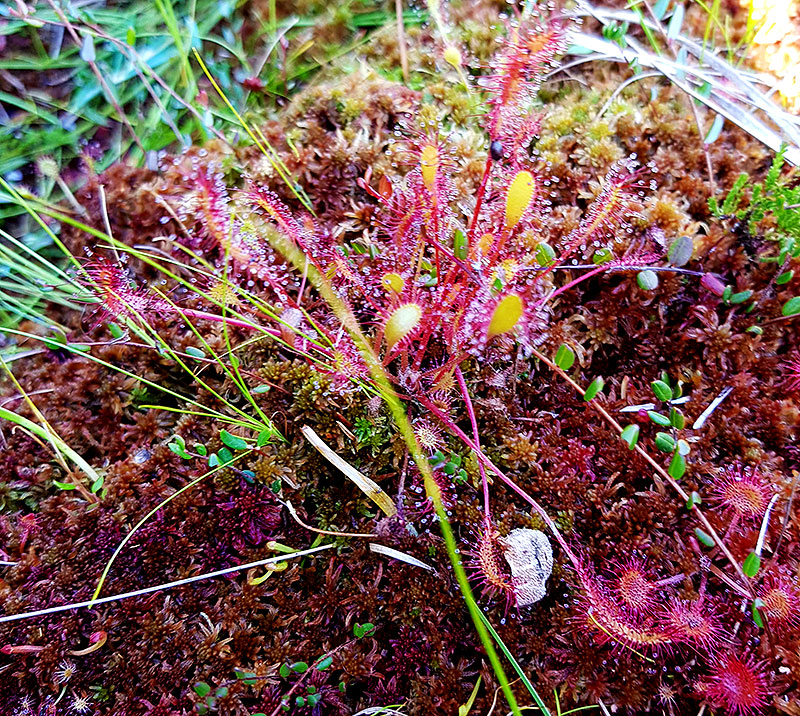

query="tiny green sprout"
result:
[279,663,291,679]
[676,439,690,456]
[686,491,701,509]
[601,19,629,47]
[306,686,317,695]
[339,682,346,693]
[296,696,306,707]
[746,325,763,335]
[316,656,333,671]
[218,447,234,464]
[53,480,77,491]
[194,443,208,457]
[651,380,673,402]
[252,384,271,394]
[257,428,273,447]
[108,322,124,339]
[776,270,794,285]
[695,528,715,548]
[186,346,205,359]
[290,662,308,674]
[554,344,575,370]
[620,424,639,450]
[655,432,676,453]
[637,269,658,291]
[168,435,192,460]
[743,552,761,578]
[307,693,321,707]
[583,376,604,401]
[647,410,671,427]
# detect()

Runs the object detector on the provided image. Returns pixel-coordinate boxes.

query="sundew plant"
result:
[1,2,800,715]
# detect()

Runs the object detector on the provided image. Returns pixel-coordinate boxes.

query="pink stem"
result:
[455,367,492,527]
[545,264,609,302]
[180,308,281,336]
[467,155,493,245]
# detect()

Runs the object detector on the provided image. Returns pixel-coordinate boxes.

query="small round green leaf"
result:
[535,242,556,266]
[637,269,659,291]
[647,411,671,427]
[316,656,333,671]
[655,432,676,453]
[651,380,673,402]
[668,451,686,479]
[554,344,575,370]
[667,236,693,267]
[620,424,639,450]
[782,296,800,316]
[776,270,794,285]
[220,429,249,451]
[194,682,211,698]
[742,552,761,578]
[592,247,614,265]
[752,598,765,628]
[583,376,604,401]
[695,528,715,548]
[686,491,701,509]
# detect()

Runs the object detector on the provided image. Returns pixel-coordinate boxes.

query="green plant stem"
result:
[265,232,522,716]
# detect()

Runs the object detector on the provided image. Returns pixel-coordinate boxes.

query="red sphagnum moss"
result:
[1,1,799,715]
